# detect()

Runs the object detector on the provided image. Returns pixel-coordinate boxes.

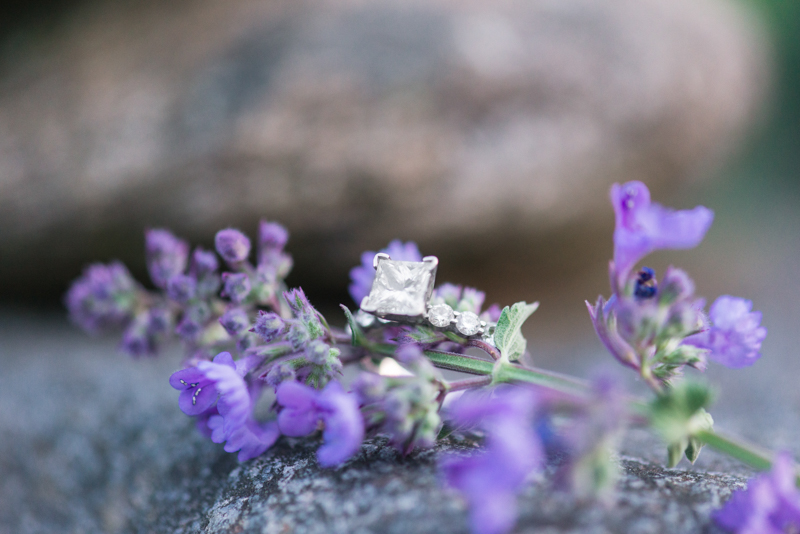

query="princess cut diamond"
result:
[360,257,437,320]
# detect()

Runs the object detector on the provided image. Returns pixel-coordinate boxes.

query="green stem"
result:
[423,349,787,478]
[696,429,773,472]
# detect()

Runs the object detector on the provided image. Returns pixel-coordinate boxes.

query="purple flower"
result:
[276,381,365,467]
[348,240,422,304]
[611,181,713,289]
[433,283,462,307]
[586,297,640,371]
[191,247,219,275]
[215,228,251,264]
[481,304,502,323]
[145,229,190,289]
[714,452,800,534]
[684,296,767,369]
[65,261,138,333]
[251,311,285,342]
[219,307,250,337]
[259,220,289,250]
[120,313,155,357]
[222,272,251,303]
[167,274,197,303]
[169,352,237,416]
[458,287,486,314]
[441,388,544,534]
[207,417,280,461]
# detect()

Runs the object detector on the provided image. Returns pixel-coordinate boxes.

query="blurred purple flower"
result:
[219,307,250,337]
[259,221,289,250]
[215,228,251,264]
[348,240,422,304]
[251,310,285,342]
[715,452,800,534]
[222,272,251,303]
[611,181,713,288]
[441,388,544,534]
[166,274,197,303]
[145,229,189,289]
[276,380,364,466]
[586,296,640,371]
[684,296,767,369]
[65,261,138,333]
[120,312,156,357]
[191,247,219,275]
[207,417,280,462]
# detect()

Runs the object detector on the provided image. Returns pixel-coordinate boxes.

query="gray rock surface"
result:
[0,0,768,297]
[1,310,787,534]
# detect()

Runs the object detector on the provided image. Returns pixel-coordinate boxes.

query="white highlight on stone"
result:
[361,259,435,317]
[456,311,481,336]
[428,304,455,327]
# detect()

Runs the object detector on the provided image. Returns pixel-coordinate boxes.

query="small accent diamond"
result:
[456,311,481,336]
[428,304,454,328]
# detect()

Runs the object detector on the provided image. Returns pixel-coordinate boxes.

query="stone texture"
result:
[0,0,769,299]
[2,309,794,534]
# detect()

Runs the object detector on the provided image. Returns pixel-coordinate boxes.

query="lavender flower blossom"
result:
[169,351,239,416]
[259,221,289,250]
[277,381,364,466]
[684,296,767,369]
[611,181,713,288]
[219,308,250,337]
[441,388,544,534]
[222,272,251,303]
[215,228,251,264]
[167,274,197,303]
[714,452,800,533]
[251,311,285,342]
[145,229,189,289]
[348,240,422,304]
[65,261,138,333]
[206,417,280,462]
[120,312,156,356]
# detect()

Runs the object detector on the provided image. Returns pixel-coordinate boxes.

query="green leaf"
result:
[493,301,539,362]
[340,305,369,347]
[649,382,715,466]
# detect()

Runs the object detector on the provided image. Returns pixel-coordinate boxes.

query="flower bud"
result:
[305,340,331,365]
[222,272,251,303]
[219,307,250,337]
[145,229,189,288]
[659,267,695,304]
[192,248,219,275]
[265,363,296,387]
[167,274,197,303]
[215,228,251,264]
[251,311,285,342]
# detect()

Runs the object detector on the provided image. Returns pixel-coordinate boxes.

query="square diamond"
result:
[361,259,436,319]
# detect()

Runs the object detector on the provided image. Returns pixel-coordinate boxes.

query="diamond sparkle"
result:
[361,259,436,318]
[456,311,481,336]
[428,304,455,327]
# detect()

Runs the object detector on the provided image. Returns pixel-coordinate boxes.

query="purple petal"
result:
[316,382,364,466]
[178,385,218,416]
[223,420,280,461]
[684,296,767,369]
[611,181,713,286]
[169,367,206,390]
[276,381,320,437]
[199,358,252,432]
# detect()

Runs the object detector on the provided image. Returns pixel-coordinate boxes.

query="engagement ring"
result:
[357,253,496,339]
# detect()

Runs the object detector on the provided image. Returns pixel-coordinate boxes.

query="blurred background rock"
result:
[0,0,773,310]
